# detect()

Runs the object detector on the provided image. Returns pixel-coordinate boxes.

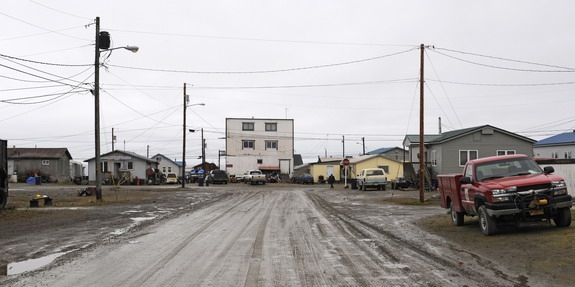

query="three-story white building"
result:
[225,118,294,177]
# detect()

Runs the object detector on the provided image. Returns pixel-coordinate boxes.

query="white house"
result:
[225,118,294,177]
[533,131,575,159]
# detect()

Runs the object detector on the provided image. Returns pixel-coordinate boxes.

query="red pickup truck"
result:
[438,154,572,235]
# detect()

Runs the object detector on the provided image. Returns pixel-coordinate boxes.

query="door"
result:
[326,166,334,179]
[279,159,291,175]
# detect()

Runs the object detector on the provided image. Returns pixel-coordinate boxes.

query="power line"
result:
[108,47,418,74]
[430,48,575,73]
[0,53,92,67]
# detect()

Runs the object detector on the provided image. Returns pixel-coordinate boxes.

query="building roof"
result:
[85,150,156,163]
[534,131,575,146]
[8,148,72,160]
[404,125,535,145]
[151,153,182,167]
[366,147,405,155]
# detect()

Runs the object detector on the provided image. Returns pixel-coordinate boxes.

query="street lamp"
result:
[94,17,138,200]
[182,84,205,188]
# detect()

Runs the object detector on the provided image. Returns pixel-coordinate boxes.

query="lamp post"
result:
[181,84,205,188]
[94,17,138,200]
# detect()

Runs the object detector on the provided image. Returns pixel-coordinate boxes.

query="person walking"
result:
[328,174,335,188]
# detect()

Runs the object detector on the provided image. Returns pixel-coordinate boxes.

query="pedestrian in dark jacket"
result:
[328,174,335,188]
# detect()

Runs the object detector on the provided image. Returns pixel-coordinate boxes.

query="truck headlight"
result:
[492,186,516,201]
[551,181,568,195]
[552,180,566,188]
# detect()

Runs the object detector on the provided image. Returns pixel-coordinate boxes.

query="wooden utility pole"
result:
[182,83,187,188]
[419,44,425,203]
[201,128,205,171]
[94,17,102,200]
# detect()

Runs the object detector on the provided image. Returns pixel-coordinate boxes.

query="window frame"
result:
[459,150,478,166]
[265,122,277,132]
[242,140,255,150]
[242,122,255,131]
[265,140,278,150]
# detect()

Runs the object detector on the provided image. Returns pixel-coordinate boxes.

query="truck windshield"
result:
[475,157,543,181]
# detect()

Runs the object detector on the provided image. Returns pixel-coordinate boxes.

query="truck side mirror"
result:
[543,166,555,174]
[460,176,472,184]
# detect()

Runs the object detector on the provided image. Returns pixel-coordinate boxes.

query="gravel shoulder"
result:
[1,183,573,286]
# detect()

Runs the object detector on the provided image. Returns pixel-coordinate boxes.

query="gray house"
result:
[8,148,73,183]
[85,150,158,185]
[403,125,536,181]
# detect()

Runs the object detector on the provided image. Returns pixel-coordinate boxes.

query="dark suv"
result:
[205,170,229,184]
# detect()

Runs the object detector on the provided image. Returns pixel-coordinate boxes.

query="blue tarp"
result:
[26,177,36,184]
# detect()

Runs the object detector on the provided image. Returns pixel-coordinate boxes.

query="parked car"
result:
[205,170,229,184]
[356,168,387,191]
[296,173,314,184]
[165,173,178,184]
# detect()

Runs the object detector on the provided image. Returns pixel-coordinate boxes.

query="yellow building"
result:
[309,154,404,183]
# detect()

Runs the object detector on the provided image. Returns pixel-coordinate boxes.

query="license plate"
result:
[529,209,544,216]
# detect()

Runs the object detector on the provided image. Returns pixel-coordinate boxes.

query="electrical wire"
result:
[430,48,575,73]
[0,53,92,67]
[108,47,418,74]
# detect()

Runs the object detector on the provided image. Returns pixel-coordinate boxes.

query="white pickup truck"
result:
[356,168,387,191]
[244,170,267,185]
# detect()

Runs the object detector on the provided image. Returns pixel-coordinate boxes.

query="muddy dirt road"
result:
[0,184,555,286]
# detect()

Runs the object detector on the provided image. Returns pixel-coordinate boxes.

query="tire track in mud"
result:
[244,192,278,286]
[306,192,524,287]
[129,191,262,287]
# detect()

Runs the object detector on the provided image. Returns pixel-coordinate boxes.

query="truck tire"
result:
[553,208,572,227]
[362,183,367,191]
[0,192,6,209]
[450,201,464,226]
[478,205,497,235]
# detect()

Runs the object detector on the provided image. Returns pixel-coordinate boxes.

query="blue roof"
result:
[534,132,575,146]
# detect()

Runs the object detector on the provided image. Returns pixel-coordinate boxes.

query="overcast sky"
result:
[2,0,575,166]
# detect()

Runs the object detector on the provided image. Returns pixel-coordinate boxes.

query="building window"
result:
[497,150,515,156]
[168,167,172,172]
[242,140,255,149]
[265,140,278,150]
[127,161,134,170]
[459,150,478,166]
[162,167,166,173]
[431,150,437,166]
[377,165,390,173]
[265,122,277,131]
[257,159,263,164]
[565,151,572,159]
[41,160,50,166]
[242,122,254,131]
[551,152,558,158]
[101,161,109,173]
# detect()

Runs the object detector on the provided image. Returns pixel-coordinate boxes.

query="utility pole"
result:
[94,17,102,200]
[182,83,188,188]
[419,44,425,203]
[342,135,345,158]
[201,128,205,171]
[362,137,365,155]
[111,128,116,151]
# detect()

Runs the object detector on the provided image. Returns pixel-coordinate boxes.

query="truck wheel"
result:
[362,183,367,191]
[553,208,572,227]
[382,184,386,191]
[478,205,497,235]
[450,201,464,226]
[0,192,6,209]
